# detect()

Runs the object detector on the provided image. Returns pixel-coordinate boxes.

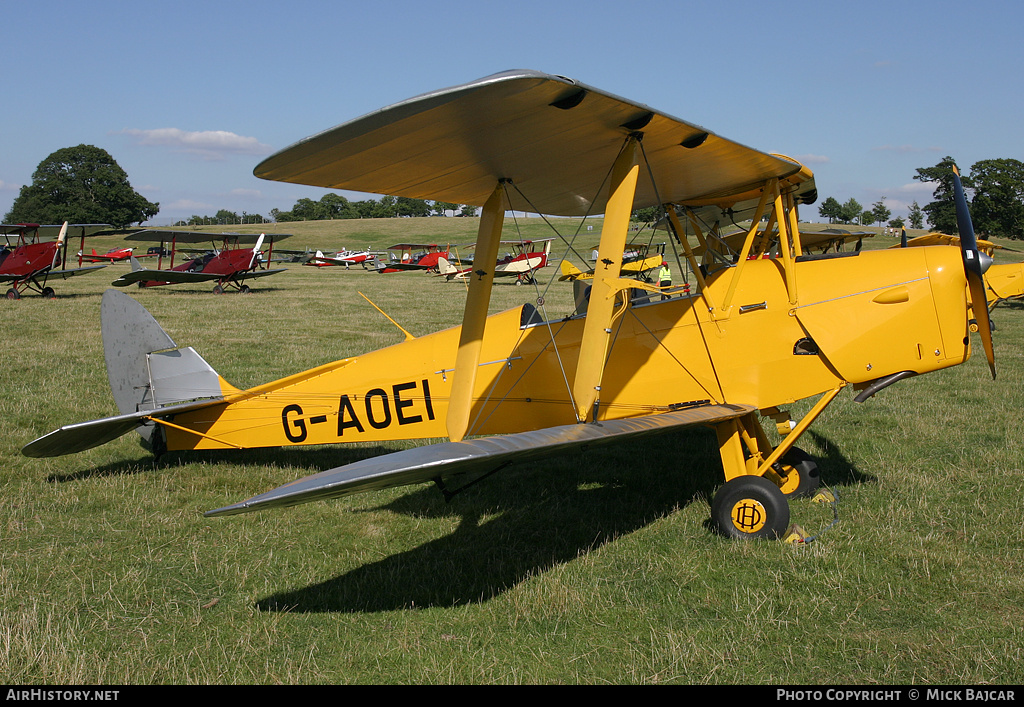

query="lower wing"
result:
[205,403,755,517]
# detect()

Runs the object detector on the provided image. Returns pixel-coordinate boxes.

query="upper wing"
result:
[124,230,291,245]
[205,403,755,517]
[253,70,808,217]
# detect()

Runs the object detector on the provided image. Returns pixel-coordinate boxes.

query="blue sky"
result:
[3,0,1021,225]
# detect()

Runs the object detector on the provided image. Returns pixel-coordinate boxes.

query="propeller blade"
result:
[952,165,996,379]
[250,233,266,269]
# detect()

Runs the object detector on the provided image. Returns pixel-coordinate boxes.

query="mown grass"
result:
[2,218,1023,684]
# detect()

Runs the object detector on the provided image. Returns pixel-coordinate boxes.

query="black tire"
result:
[41,287,56,299]
[711,475,790,540]
[6,288,20,300]
[777,446,821,498]
[239,285,251,294]
[213,284,224,295]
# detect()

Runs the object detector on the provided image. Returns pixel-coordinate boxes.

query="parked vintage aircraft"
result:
[307,248,375,268]
[892,230,1024,310]
[438,238,553,283]
[79,245,135,263]
[374,242,452,272]
[559,241,665,282]
[23,71,996,542]
[110,230,290,293]
[1,222,111,299]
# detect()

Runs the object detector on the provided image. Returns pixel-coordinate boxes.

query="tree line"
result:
[6,146,1022,240]
[268,193,478,222]
[819,157,1024,238]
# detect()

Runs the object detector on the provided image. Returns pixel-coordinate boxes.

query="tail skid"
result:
[22,290,232,458]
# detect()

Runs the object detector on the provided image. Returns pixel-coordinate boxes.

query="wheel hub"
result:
[730,498,767,533]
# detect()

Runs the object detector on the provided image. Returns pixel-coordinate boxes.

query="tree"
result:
[913,156,959,233]
[967,158,1024,240]
[907,200,924,229]
[5,144,159,228]
[839,198,862,225]
[432,201,459,217]
[870,198,891,227]
[396,197,431,217]
[817,196,842,223]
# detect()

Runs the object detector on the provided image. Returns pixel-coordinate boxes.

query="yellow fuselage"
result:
[167,246,970,452]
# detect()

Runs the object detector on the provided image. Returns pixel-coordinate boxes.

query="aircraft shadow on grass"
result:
[250,428,871,614]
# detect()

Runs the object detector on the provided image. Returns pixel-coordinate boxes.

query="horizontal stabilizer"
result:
[205,403,755,517]
[21,397,227,458]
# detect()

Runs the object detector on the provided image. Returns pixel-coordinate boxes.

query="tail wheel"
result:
[711,475,790,540]
[777,447,821,498]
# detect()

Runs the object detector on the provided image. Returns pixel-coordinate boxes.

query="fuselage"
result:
[0,241,59,280]
[139,248,257,287]
[164,245,970,452]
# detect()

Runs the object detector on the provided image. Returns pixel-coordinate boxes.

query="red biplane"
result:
[111,230,290,294]
[1,222,111,299]
[374,242,451,273]
[79,245,136,263]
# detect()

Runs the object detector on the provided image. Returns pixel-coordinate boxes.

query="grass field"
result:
[3,218,1024,684]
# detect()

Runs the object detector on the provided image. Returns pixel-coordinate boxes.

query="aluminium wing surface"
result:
[205,403,755,517]
[253,69,809,217]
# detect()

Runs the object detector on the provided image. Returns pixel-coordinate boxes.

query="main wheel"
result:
[41,287,56,299]
[711,476,790,540]
[239,285,250,294]
[212,284,224,295]
[6,288,20,300]
[777,446,821,498]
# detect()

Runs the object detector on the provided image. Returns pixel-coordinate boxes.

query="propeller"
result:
[900,226,908,248]
[250,233,266,269]
[53,221,68,267]
[952,165,996,379]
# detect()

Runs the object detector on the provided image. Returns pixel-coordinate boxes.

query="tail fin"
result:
[128,255,145,272]
[23,290,236,458]
[437,257,456,277]
[101,290,237,444]
[559,260,583,280]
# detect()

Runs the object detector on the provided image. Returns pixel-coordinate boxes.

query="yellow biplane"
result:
[893,230,1024,310]
[23,71,996,540]
[558,241,666,282]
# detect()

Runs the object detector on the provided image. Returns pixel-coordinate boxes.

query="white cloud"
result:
[0,179,21,192]
[164,198,215,211]
[116,128,272,160]
[791,154,830,165]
